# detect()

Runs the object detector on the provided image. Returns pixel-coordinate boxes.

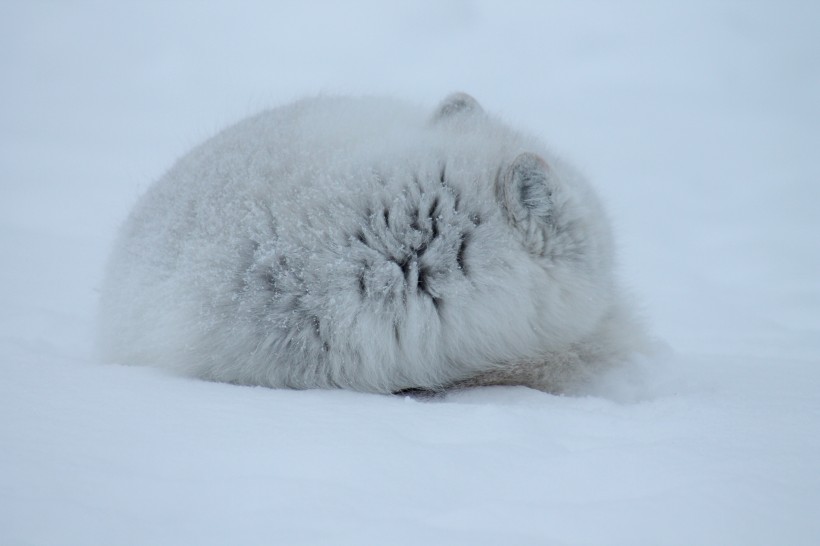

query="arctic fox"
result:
[99,93,645,394]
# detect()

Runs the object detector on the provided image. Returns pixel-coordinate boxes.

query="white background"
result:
[2,2,819,544]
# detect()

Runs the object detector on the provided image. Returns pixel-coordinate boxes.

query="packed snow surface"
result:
[2,2,818,545]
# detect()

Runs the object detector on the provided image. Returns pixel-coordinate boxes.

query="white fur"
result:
[99,94,646,394]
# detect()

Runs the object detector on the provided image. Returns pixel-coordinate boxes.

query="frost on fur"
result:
[98,93,648,394]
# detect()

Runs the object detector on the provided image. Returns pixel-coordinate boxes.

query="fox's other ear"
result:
[498,152,554,229]
[431,92,483,122]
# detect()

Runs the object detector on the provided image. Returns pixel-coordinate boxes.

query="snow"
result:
[2,1,819,544]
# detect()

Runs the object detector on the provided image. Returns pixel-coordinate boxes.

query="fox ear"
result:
[432,92,483,122]
[499,153,554,229]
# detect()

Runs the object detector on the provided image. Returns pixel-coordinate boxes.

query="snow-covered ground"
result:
[2,2,819,544]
